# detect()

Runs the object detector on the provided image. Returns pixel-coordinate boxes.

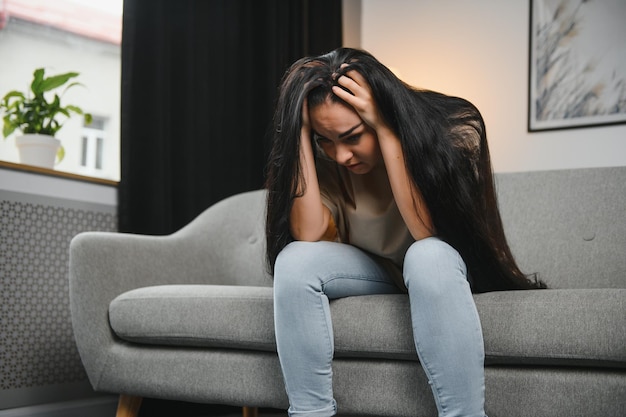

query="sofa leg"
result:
[116,394,143,417]
[242,406,259,417]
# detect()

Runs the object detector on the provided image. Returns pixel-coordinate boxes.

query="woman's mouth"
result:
[345,163,362,171]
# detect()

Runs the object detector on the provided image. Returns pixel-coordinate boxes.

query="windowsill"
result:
[0,160,118,187]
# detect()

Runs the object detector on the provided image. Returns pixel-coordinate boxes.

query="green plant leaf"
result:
[61,82,83,96]
[2,119,17,138]
[65,105,84,115]
[2,113,20,139]
[1,90,25,103]
[51,94,61,108]
[30,68,45,94]
[57,108,70,118]
[56,145,65,163]
[39,72,79,94]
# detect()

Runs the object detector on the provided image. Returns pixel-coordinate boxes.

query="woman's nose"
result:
[335,145,353,164]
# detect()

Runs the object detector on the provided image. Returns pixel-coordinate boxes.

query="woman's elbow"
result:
[289,225,325,242]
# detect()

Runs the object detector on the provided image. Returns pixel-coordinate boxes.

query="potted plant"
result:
[0,68,92,169]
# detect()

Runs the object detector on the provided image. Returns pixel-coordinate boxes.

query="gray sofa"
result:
[69,166,626,417]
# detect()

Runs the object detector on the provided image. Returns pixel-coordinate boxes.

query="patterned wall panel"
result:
[0,191,117,392]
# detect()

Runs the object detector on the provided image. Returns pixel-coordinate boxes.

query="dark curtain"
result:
[119,0,342,235]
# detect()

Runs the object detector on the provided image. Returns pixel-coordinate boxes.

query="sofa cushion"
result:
[109,285,277,351]
[109,285,626,368]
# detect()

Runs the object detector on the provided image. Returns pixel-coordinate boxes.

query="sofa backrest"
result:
[182,166,625,290]
[496,166,626,290]
[174,189,274,287]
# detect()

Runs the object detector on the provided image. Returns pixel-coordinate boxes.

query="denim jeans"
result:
[273,238,486,417]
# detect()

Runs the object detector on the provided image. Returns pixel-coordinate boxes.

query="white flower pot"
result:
[15,134,61,169]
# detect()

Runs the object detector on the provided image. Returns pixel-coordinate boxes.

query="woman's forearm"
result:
[376,126,434,240]
[290,128,332,241]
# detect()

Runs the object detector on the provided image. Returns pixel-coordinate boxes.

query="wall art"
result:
[529,0,626,131]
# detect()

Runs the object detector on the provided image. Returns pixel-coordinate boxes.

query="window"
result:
[80,116,107,175]
[0,0,122,181]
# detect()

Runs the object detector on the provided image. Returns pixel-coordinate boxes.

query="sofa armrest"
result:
[69,229,224,389]
[69,190,271,390]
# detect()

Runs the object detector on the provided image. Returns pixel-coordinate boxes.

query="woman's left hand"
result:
[332,68,387,132]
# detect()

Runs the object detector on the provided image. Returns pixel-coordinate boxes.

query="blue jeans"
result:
[273,238,486,417]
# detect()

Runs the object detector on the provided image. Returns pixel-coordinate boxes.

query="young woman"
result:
[265,48,543,417]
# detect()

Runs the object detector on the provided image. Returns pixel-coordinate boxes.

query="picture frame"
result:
[528,0,626,131]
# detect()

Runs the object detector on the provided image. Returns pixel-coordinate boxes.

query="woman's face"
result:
[309,99,382,175]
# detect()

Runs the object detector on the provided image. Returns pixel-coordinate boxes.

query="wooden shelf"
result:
[0,160,118,187]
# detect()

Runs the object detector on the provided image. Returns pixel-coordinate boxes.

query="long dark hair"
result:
[265,47,544,293]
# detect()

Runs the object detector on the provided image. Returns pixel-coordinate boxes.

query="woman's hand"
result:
[332,68,387,132]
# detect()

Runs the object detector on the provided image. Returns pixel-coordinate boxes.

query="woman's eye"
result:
[345,134,361,144]
[316,137,331,145]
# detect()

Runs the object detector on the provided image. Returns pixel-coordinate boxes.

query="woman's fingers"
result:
[333,70,368,102]
[332,68,383,129]
[343,69,368,88]
[331,81,355,102]
[334,73,364,98]
[334,75,367,106]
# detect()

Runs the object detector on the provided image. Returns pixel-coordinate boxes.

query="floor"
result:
[137,399,286,417]
[137,398,363,417]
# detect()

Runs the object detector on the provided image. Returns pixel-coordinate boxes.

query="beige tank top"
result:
[317,158,414,287]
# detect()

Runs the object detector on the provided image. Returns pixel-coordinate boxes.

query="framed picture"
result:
[528,0,626,131]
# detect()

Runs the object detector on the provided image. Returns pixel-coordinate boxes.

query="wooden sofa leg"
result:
[242,406,259,417]
[116,394,143,417]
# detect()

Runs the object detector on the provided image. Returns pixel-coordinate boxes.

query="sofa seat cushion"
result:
[109,285,626,368]
[109,285,277,351]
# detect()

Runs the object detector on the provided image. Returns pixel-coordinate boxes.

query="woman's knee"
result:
[276,241,325,274]
[274,241,331,293]
[403,237,467,291]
